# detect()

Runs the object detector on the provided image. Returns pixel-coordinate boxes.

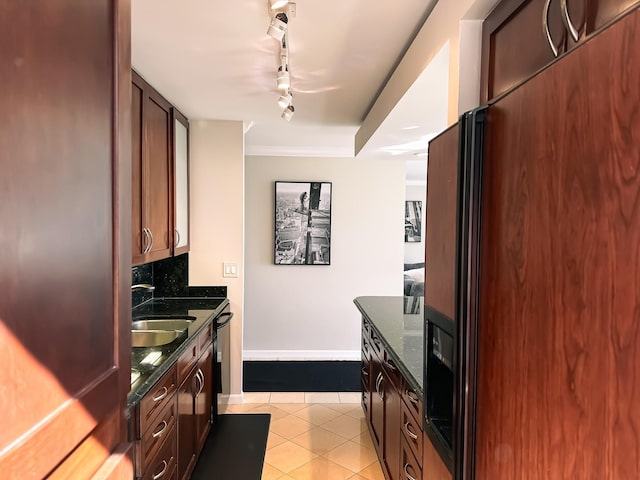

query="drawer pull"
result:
[361,367,369,376]
[386,358,396,370]
[404,421,418,440]
[152,420,168,438]
[152,387,168,402]
[152,460,168,480]
[403,463,417,480]
[405,389,419,404]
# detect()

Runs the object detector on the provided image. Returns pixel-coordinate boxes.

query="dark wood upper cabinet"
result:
[0,0,131,477]
[481,0,566,102]
[425,124,460,320]
[133,71,172,265]
[481,0,640,102]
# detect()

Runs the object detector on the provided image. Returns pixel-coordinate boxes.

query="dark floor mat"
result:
[190,413,271,480]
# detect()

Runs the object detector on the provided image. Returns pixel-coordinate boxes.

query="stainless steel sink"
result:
[131,319,193,332]
[131,329,182,347]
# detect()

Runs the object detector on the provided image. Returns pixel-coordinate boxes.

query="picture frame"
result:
[405,200,422,242]
[274,181,332,265]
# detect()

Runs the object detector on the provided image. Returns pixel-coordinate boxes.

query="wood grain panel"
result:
[425,123,460,320]
[475,8,640,479]
[589,0,640,32]
[0,0,130,477]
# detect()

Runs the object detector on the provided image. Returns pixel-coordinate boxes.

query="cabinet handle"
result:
[152,386,168,402]
[152,460,168,480]
[175,228,180,246]
[152,420,168,438]
[142,228,150,254]
[148,228,154,251]
[216,312,234,329]
[405,389,419,405]
[543,0,560,57]
[375,372,384,401]
[385,358,396,371]
[560,0,580,42]
[361,367,369,377]
[403,463,417,480]
[196,369,205,396]
[404,421,418,440]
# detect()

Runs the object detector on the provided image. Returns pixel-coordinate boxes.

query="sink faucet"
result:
[131,283,155,292]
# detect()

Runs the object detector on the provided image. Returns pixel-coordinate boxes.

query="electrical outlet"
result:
[223,262,238,278]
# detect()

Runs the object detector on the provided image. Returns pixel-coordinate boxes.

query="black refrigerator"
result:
[425,6,640,480]
[423,107,486,477]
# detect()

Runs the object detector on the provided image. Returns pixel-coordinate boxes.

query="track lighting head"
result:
[277,91,292,109]
[269,0,289,10]
[281,105,295,121]
[277,65,290,91]
[267,12,288,41]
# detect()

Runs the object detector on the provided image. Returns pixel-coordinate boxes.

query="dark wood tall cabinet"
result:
[0,1,132,478]
[471,5,640,480]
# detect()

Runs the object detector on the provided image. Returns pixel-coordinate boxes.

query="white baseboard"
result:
[218,393,244,405]
[243,350,360,361]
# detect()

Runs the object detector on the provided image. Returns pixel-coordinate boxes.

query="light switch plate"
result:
[223,262,238,278]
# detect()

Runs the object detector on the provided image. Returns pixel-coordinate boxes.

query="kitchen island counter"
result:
[354,295,424,397]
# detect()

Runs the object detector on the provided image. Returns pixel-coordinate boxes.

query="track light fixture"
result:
[267,12,288,41]
[276,64,290,91]
[281,105,295,121]
[277,91,293,109]
[267,2,297,120]
[269,0,289,9]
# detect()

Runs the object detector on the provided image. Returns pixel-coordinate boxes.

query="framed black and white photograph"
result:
[404,200,422,242]
[274,181,332,265]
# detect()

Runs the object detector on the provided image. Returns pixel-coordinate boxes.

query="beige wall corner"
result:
[189,119,244,396]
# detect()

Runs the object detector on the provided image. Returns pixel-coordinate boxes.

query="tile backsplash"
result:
[131,253,226,309]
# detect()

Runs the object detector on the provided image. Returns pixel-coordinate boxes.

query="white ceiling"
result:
[132,0,445,183]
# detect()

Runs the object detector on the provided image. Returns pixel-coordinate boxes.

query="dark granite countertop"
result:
[354,296,424,398]
[127,296,229,408]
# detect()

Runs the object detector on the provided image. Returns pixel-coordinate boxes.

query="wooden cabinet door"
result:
[481,0,567,101]
[425,123,459,320]
[177,368,197,480]
[475,8,640,479]
[195,344,214,452]
[369,354,384,456]
[143,89,172,262]
[0,1,131,478]
[382,370,401,480]
[132,78,146,264]
[172,109,190,256]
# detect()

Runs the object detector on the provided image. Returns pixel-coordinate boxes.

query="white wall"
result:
[244,156,406,360]
[405,184,427,265]
[189,120,244,398]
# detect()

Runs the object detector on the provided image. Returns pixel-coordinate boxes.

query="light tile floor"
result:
[219,392,385,480]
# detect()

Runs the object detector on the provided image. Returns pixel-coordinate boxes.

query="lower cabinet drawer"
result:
[400,435,422,480]
[138,395,177,477]
[139,365,177,436]
[141,427,177,480]
[401,400,423,468]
